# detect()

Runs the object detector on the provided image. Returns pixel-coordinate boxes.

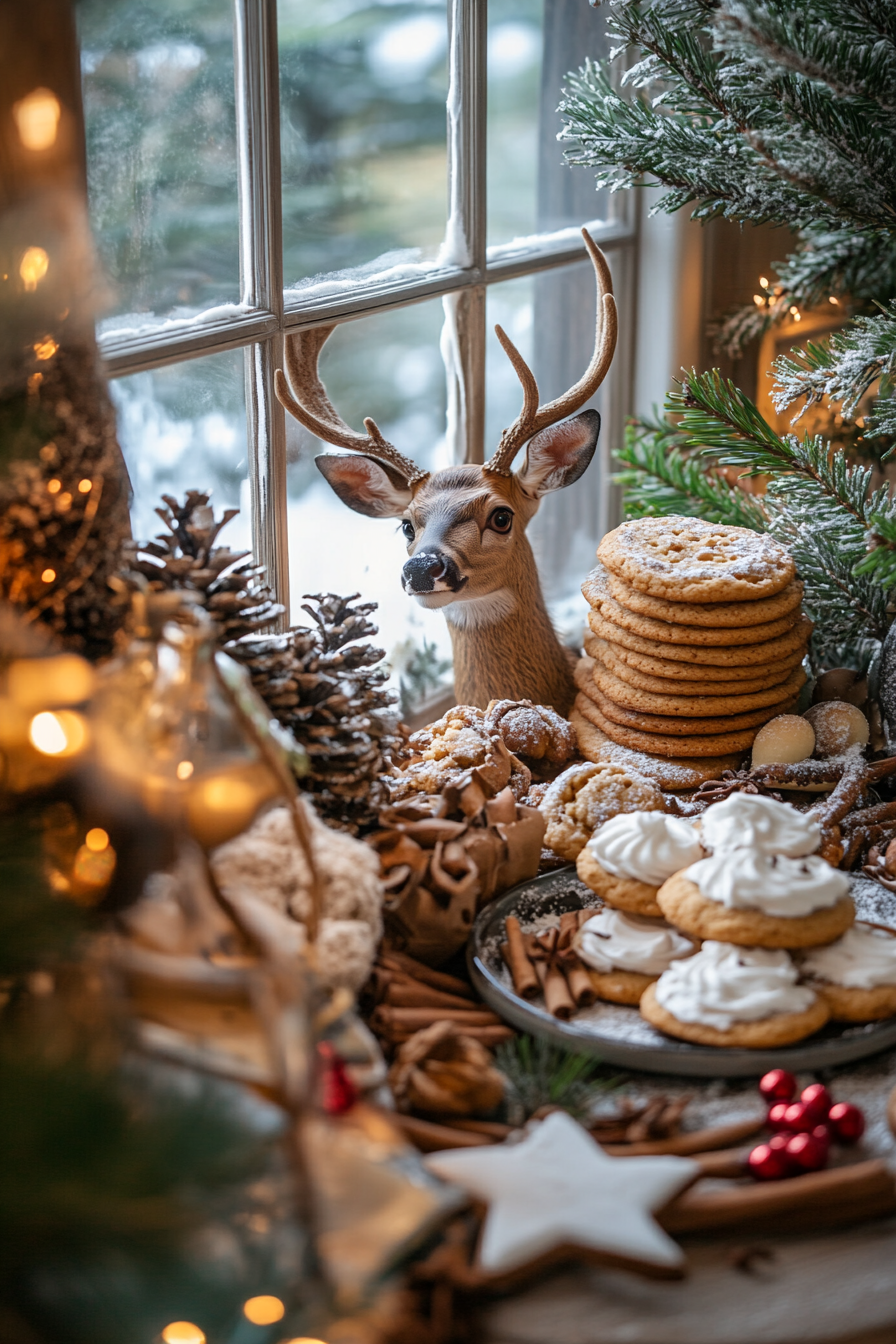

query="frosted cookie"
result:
[700,792,822,856]
[641,942,829,1048]
[585,633,805,686]
[585,569,800,647]
[576,811,704,918]
[575,907,696,1005]
[585,637,804,695]
[587,609,812,668]
[656,854,854,949]
[569,705,744,790]
[597,517,796,604]
[586,658,806,718]
[581,678,798,736]
[798,922,896,1022]
[597,569,804,629]
[541,760,665,862]
[574,694,763,758]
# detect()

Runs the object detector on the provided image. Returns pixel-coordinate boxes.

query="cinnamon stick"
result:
[601,1115,764,1157]
[385,1024,515,1047]
[558,911,597,1008]
[503,916,540,1000]
[379,951,475,1000]
[532,959,575,1021]
[388,1112,495,1152]
[384,981,480,1011]
[371,1006,503,1033]
[449,1118,514,1139]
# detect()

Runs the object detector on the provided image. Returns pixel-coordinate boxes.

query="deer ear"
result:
[515,409,601,498]
[315,453,413,518]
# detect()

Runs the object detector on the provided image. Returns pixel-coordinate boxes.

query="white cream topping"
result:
[684,849,848,917]
[587,812,703,886]
[700,793,820,858]
[800,922,896,989]
[653,941,816,1029]
[577,909,694,976]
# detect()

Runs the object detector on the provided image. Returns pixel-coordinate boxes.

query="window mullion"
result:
[234,0,288,626]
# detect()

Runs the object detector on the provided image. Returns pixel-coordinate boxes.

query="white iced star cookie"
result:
[424,1110,698,1280]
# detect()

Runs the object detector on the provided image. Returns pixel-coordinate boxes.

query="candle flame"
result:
[19,246,49,291]
[13,88,61,150]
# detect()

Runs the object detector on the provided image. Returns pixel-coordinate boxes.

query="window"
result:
[78,0,635,709]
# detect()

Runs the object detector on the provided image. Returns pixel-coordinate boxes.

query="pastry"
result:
[569,706,744,790]
[576,811,704,917]
[587,608,812,667]
[580,676,798,735]
[584,656,806,718]
[585,633,805,685]
[575,907,696,1005]
[798,922,896,1021]
[541,760,665,862]
[575,694,762,758]
[595,568,804,628]
[640,942,829,1047]
[484,699,577,775]
[597,516,796,603]
[389,703,531,801]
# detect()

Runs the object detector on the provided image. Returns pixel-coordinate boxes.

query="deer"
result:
[275,229,617,716]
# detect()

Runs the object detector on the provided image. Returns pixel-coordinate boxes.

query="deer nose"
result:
[402,550,448,594]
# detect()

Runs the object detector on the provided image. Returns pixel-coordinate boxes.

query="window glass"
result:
[111,348,250,551]
[284,300,453,711]
[487,0,608,249]
[278,0,450,298]
[486,258,606,641]
[78,0,240,336]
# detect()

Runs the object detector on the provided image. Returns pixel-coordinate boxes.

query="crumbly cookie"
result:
[584,681,797,737]
[390,704,530,800]
[597,517,796,603]
[584,634,804,692]
[584,567,800,647]
[587,609,812,668]
[585,966,659,1007]
[655,872,856,948]
[574,694,765,758]
[570,704,745,789]
[640,982,829,1048]
[811,982,896,1023]
[484,699,577,769]
[598,569,804,629]
[540,760,665,862]
[575,844,663,917]
[583,657,807,718]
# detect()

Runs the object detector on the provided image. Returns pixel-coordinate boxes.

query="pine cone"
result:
[227,592,400,834]
[122,491,284,641]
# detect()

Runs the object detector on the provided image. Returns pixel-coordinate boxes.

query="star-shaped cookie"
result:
[424,1110,698,1279]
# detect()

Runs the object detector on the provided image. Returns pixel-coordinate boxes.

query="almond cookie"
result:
[640,981,829,1048]
[798,922,896,1022]
[585,682,797,737]
[656,870,855,948]
[584,634,804,691]
[575,695,764,757]
[598,569,804,629]
[587,609,812,668]
[540,760,665,862]
[583,658,807,718]
[598,516,796,603]
[584,567,801,646]
[576,845,664,917]
[570,705,744,790]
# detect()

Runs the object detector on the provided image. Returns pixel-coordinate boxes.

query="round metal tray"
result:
[467,867,896,1078]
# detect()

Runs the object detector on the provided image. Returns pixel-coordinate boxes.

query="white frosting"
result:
[800,922,896,989]
[577,909,694,976]
[684,849,849,917]
[653,940,816,1029]
[700,793,820,858]
[587,812,703,886]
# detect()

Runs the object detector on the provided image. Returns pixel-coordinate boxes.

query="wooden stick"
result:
[379,951,475,1000]
[601,1115,764,1157]
[503,917,540,1000]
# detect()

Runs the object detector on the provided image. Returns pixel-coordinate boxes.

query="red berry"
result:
[748,1142,791,1181]
[811,1123,832,1154]
[767,1101,791,1131]
[785,1130,829,1173]
[759,1069,797,1103]
[828,1101,865,1144]
[783,1101,814,1132]
[800,1083,833,1122]
[317,1041,358,1115]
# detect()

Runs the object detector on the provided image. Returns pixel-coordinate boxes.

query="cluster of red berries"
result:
[747,1069,865,1181]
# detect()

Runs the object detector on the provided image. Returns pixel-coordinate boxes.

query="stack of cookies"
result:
[573,516,812,785]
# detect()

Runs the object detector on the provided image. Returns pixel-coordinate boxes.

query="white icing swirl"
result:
[587,812,703,886]
[700,793,820,858]
[684,849,848,917]
[800,922,896,989]
[577,909,694,976]
[653,940,816,1029]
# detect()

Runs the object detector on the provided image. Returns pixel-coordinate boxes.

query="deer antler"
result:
[275,325,429,485]
[483,230,618,476]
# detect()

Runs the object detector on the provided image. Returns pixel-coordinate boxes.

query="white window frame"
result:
[95,0,639,627]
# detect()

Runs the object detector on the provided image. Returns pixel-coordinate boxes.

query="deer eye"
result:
[401,519,415,543]
[488,508,513,534]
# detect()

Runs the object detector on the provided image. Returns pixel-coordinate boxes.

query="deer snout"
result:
[402,550,466,595]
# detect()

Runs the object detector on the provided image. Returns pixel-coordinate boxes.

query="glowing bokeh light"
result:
[78,478,92,493]
[41,568,56,583]
[243,1296,286,1326]
[85,828,109,852]
[176,760,194,780]
[13,88,61,150]
[19,246,48,290]
[161,1324,206,1344]
[47,478,61,494]
[33,337,58,360]
[28,710,87,757]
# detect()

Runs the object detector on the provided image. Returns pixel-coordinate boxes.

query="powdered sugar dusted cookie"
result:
[541,759,665,861]
[581,677,798,736]
[594,568,804,628]
[574,694,764,757]
[585,656,806,718]
[570,703,744,788]
[598,516,796,603]
[587,608,812,668]
[585,633,804,685]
